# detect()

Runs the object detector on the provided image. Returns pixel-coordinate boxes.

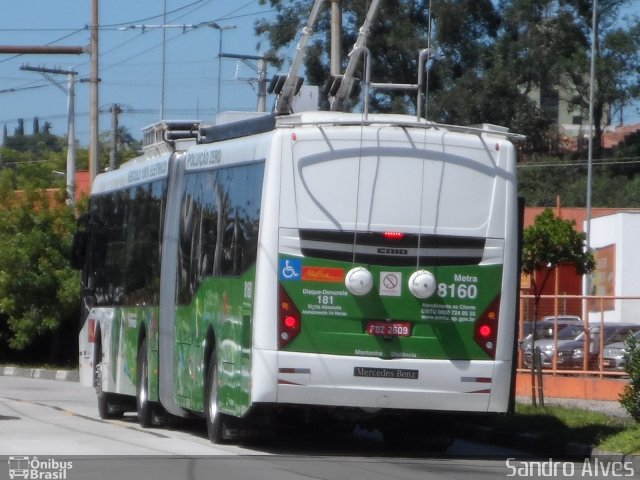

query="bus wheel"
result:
[95,361,124,419]
[205,352,228,444]
[136,338,152,428]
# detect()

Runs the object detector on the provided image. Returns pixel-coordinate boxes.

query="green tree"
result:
[522,208,595,304]
[256,1,640,157]
[557,0,640,155]
[0,189,80,364]
[620,333,640,421]
[521,208,595,404]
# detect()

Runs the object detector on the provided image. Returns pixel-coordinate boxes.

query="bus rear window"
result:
[293,149,495,233]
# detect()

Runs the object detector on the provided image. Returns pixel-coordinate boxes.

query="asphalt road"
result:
[0,375,608,480]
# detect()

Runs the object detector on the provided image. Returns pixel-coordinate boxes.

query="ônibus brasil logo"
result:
[8,457,73,480]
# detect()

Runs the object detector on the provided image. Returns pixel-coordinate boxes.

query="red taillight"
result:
[478,325,492,338]
[474,296,500,359]
[88,319,96,343]
[279,285,301,349]
[383,231,404,240]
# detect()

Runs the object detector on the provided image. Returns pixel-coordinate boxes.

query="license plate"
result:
[366,321,412,337]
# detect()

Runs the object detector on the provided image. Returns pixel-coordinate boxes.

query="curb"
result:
[0,365,79,382]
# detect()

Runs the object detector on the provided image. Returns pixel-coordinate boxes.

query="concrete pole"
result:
[257,57,267,112]
[109,104,120,171]
[66,73,76,208]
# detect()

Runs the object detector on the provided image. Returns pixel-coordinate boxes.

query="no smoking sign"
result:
[380,272,402,297]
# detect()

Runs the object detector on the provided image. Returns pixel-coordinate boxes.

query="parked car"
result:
[523,322,585,368]
[600,330,640,371]
[556,323,640,370]
[521,315,582,345]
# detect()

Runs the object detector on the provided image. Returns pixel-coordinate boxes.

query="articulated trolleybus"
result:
[74,6,519,446]
[75,110,519,443]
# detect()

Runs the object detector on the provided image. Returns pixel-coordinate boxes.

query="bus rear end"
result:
[256,114,518,421]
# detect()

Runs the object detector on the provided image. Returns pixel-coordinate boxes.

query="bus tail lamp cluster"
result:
[278,285,301,348]
[473,296,501,359]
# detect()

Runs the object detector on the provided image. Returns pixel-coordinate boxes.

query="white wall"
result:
[588,212,640,323]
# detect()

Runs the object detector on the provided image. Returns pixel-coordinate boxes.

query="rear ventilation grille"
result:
[299,230,485,266]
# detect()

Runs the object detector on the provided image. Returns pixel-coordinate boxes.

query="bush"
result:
[620,334,640,421]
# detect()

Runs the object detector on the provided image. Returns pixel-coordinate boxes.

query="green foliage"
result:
[620,334,640,422]
[0,126,82,364]
[256,0,640,159]
[522,208,595,275]
[0,192,80,357]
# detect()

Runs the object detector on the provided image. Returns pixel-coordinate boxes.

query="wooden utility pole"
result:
[89,0,100,185]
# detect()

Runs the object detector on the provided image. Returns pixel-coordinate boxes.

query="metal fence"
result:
[517,294,640,378]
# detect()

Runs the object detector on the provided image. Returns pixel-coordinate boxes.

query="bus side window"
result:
[70,214,89,270]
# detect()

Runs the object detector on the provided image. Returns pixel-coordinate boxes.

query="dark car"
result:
[556,323,640,370]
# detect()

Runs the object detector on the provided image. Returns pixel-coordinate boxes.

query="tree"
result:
[522,208,595,307]
[557,0,640,155]
[620,333,640,421]
[521,208,595,404]
[0,189,80,365]
[255,1,640,156]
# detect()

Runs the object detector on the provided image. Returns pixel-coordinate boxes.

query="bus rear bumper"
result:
[252,350,513,413]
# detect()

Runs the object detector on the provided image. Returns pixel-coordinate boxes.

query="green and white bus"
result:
[74,110,520,444]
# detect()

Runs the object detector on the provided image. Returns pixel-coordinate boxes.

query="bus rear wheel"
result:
[137,338,153,428]
[205,352,229,444]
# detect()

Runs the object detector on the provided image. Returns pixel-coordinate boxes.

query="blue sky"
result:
[0,0,279,143]
[2,1,639,145]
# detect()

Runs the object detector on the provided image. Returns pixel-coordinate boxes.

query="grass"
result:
[471,403,640,455]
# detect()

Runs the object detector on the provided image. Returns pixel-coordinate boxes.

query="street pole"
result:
[20,65,77,208]
[220,53,269,112]
[89,0,100,185]
[585,0,597,298]
[110,104,120,171]
[210,23,237,114]
[66,73,76,208]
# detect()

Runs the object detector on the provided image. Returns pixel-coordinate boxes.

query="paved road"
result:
[1,376,620,480]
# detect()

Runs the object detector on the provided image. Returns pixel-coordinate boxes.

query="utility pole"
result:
[89,0,100,185]
[20,65,77,208]
[219,53,270,112]
[109,104,121,171]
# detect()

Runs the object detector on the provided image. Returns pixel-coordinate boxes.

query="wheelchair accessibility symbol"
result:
[279,258,301,281]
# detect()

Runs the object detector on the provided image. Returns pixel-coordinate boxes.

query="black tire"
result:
[205,352,228,444]
[137,337,153,428]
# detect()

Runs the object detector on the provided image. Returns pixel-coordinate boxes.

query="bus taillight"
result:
[474,296,500,359]
[279,285,301,348]
[383,231,404,240]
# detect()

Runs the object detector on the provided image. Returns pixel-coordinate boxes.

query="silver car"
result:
[601,330,640,371]
[523,322,585,368]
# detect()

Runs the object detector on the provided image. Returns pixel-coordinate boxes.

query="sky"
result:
[2,1,640,146]
[0,0,280,144]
